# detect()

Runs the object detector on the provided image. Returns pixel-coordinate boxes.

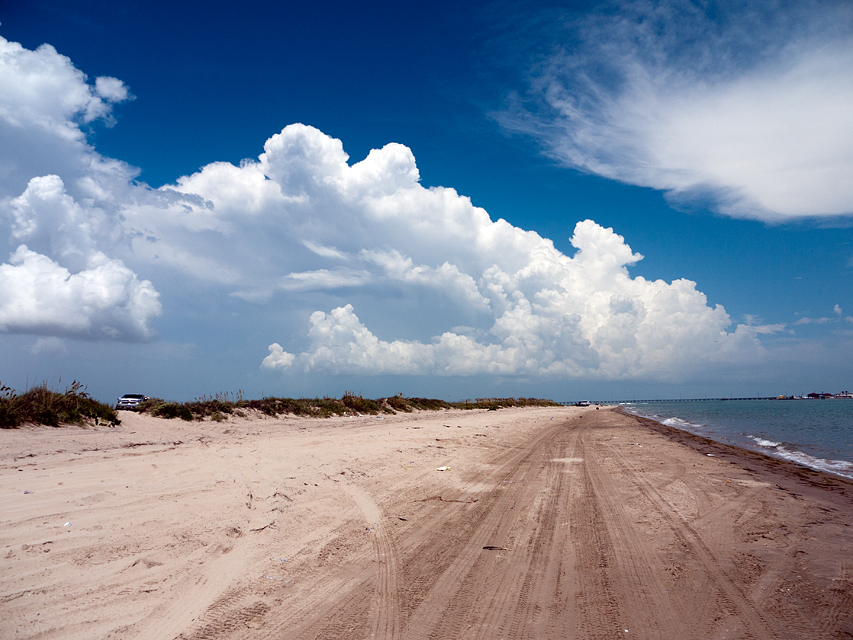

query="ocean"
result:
[619,399,853,479]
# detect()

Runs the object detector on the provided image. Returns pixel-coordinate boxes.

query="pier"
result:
[564,396,790,405]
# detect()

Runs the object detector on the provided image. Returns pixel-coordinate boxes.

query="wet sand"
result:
[2,406,852,639]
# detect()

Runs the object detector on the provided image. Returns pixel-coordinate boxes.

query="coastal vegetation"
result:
[0,381,121,428]
[138,392,561,421]
[0,383,559,427]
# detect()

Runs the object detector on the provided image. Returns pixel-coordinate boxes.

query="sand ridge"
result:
[2,406,852,639]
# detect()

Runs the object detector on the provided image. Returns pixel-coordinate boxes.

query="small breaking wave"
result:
[749,437,781,448]
[624,407,707,432]
[662,416,706,430]
[748,437,853,479]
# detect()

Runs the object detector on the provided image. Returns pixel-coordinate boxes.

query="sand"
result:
[2,405,852,639]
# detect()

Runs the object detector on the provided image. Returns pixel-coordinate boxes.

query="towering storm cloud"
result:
[232,126,766,379]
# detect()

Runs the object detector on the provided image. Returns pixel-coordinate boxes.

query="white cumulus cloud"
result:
[1,171,161,338]
[140,123,770,379]
[0,36,131,136]
[0,35,136,201]
[235,126,765,380]
[0,245,160,340]
[501,0,853,222]
[0,34,775,377]
[0,37,157,341]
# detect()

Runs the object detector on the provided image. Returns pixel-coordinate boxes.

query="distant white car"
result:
[116,394,148,411]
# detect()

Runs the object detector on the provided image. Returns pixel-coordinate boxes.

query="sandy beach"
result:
[2,405,852,639]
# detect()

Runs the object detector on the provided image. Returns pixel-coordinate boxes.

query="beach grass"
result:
[0,381,121,428]
[0,382,560,427]
[136,392,561,421]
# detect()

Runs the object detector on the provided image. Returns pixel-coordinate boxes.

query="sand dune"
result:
[2,406,852,639]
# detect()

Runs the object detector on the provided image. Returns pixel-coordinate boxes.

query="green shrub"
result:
[450,397,560,410]
[405,397,452,411]
[342,391,392,415]
[145,400,194,421]
[383,395,412,413]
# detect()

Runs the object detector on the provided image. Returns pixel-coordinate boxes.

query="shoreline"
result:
[622,407,853,498]
[3,406,852,638]
[618,400,853,481]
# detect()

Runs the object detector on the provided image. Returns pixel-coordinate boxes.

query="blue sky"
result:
[1,0,851,402]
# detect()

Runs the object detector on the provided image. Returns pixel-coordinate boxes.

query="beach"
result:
[2,406,852,639]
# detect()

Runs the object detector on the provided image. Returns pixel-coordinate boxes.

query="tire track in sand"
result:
[264,423,567,640]
[457,423,577,640]
[594,421,779,639]
[339,484,402,640]
[392,420,590,640]
[262,485,401,640]
[401,423,569,640]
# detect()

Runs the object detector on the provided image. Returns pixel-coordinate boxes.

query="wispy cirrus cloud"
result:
[499,0,853,222]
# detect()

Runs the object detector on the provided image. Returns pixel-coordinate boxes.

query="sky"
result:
[1,0,852,403]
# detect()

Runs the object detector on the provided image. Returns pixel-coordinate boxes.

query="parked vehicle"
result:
[116,394,148,411]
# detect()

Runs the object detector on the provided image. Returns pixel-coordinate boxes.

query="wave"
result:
[662,416,706,430]
[748,436,853,479]
[623,407,707,431]
[749,437,781,448]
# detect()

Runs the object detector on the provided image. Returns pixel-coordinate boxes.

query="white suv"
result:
[116,394,148,411]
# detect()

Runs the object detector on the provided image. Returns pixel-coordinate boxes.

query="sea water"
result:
[619,399,853,479]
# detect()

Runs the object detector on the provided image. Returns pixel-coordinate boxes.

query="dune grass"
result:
[0,382,560,427]
[137,392,560,421]
[0,381,121,428]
